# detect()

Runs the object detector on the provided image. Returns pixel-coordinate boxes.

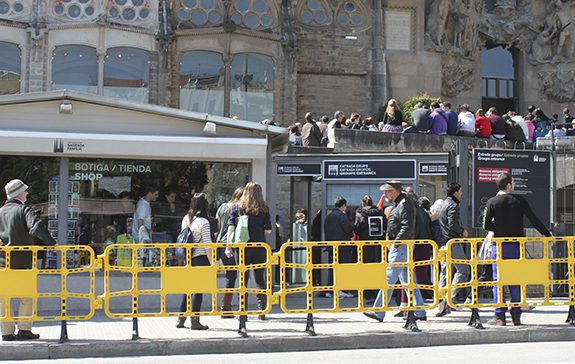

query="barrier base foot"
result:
[305,313,316,336]
[566,305,575,325]
[403,311,420,332]
[59,320,68,343]
[468,308,485,329]
[238,315,248,337]
[132,317,140,340]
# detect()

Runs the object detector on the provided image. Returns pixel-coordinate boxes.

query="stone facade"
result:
[3,0,575,125]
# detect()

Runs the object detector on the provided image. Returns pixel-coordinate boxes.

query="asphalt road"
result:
[5,341,575,364]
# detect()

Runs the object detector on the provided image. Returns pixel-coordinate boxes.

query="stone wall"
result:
[295,27,373,121]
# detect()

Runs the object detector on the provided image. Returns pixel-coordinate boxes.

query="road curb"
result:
[2,326,575,360]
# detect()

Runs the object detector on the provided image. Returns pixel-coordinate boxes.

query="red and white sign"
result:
[477,168,509,182]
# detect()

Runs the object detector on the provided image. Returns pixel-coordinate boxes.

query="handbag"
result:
[175,226,194,262]
[231,215,250,243]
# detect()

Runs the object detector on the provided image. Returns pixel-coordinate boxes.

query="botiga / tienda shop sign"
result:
[472,149,551,229]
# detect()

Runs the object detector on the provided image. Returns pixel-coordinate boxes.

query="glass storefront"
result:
[1,155,250,251]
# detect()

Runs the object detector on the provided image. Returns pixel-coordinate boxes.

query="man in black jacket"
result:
[437,182,470,316]
[0,179,57,341]
[483,172,551,326]
[324,196,354,298]
[364,181,426,322]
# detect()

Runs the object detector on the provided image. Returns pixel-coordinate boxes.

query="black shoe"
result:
[363,312,383,322]
[394,310,406,317]
[2,334,17,341]
[176,316,186,328]
[17,330,40,340]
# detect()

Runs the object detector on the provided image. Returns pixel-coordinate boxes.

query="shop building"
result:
[0,90,288,251]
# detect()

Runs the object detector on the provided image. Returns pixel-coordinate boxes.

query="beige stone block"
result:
[391,75,409,89]
[392,62,418,75]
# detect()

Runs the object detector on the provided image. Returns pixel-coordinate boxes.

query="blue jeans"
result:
[372,244,426,319]
[218,247,238,289]
[179,255,210,313]
[439,242,470,300]
[492,243,521,314]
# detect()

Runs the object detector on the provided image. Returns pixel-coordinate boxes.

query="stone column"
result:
[371,0,386,117]
[223,46,233,118]
[26,27,48,92]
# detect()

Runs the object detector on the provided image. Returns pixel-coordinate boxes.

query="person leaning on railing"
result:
[0,179,57,341]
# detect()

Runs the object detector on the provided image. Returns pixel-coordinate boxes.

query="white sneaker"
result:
[325,292,333,298]
[339,291,354,298]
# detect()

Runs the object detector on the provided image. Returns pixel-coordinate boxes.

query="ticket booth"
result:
[274,153,448,285]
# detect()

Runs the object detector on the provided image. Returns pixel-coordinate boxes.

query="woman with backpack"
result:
[176,193,213,330]
[227,181,272,332]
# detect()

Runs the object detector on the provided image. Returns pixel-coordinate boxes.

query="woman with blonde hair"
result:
[176,193,212,330]
[380,99,404,132]
[226,181,272,334]
[215,186,244,317]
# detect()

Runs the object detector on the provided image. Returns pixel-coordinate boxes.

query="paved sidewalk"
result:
[2,301,575,360]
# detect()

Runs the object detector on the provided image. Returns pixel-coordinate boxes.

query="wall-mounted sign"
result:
[323,160,416,180]
[419,163,448,175]
[54,139,86,153]
[472,149,550,229]
[277,163,322,176]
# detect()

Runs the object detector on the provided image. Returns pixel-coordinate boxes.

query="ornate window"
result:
[0,0,31,20]
[230,53,274,121]
[230,0,276,30]
[48,0,99,21]
[52,45,98,94]
[104,47,149,103]
[180,51,225,116]
[176,0,224,26]
[106,0,155,26]
[0,42,20,95]
[298,0,330,26]
[335,1,365,27]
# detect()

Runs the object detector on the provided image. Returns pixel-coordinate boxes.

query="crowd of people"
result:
[322,174,551,327]
[0,173,555,340]
[289,101,575,146]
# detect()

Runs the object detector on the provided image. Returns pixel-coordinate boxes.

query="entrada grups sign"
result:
[472,149,551,229]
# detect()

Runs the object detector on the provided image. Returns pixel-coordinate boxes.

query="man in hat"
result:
[364,180,427,322]
[0,179,57,341]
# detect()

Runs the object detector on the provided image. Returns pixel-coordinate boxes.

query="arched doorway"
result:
[481,45,518,114]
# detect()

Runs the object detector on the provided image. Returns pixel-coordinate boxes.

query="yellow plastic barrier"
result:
[444,237,575,309]
[275,240,439,314]
[0,245,96,322]
[99,242,273,318]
